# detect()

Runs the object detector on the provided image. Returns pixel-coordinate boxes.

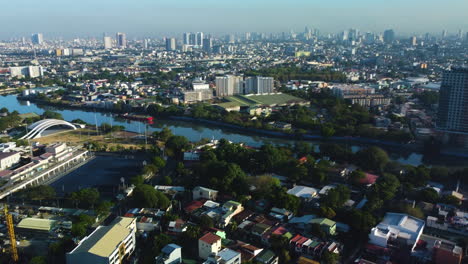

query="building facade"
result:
[215,76,243,97]
[437,67,468,134]
[0,152,20,170]
[66,217,136,264]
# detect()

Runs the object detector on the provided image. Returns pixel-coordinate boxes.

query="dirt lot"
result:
[33,129,147,150]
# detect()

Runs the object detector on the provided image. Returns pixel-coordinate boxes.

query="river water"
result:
[0,94,464,167]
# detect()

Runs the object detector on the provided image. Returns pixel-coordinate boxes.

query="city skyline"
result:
[0,0,467,39]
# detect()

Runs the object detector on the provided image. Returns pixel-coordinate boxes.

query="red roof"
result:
[360,173,379,185]
[184,200,205,213]
[199,232,221,245]
[298,156,308,164]
[272,226,289,236]
[290,234,302,243]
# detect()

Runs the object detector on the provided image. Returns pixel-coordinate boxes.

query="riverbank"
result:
[4,94,466,167]
[20,96,420,149]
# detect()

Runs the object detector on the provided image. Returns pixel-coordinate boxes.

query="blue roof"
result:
[162,243,181,254]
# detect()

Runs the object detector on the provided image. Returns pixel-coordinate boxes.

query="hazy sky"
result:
[1,0,467,39]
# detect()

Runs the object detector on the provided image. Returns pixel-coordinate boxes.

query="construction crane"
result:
[3,205,18,262]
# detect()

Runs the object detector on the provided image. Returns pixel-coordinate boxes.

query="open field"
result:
[32,128,146,149]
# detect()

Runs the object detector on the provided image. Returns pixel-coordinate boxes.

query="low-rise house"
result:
[219,200,244,228]
[156,244,182,264]
[203,248,241,264]
[432,240,462,264]
[368,212,425,252]
[255,249,279,264]
[310,218,337,236]
[168,219,187,234]
[287,185,318,200]
[269,207,293,221]
[193,186,219,201]
[199,232,222,260]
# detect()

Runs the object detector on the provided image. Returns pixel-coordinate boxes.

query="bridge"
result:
[21,119,77,139]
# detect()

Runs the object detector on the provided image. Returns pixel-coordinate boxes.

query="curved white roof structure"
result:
[21,119,77,139]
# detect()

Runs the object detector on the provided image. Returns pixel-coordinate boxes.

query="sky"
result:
[1,0,467,39]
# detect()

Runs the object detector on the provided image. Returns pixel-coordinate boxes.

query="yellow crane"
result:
[3,205,18,262]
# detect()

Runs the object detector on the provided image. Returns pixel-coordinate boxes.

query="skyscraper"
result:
[411,36,417,46]
[196,32,204,46]
[202,38,213,53]
[31,33,43,45]
[215,76,243,97]
[437,67,468,134]
[383,29,395,44]
[166,38,176,51]
[245,76,274,94]
[103,36,113,49]
[183,33,190,45]
[116,32,127,48]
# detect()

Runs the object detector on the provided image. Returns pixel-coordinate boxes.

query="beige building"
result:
[66,217,136,264]
[0,152,20,170]
[198,233,222,260]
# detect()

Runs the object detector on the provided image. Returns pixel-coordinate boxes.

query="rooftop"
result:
[68,217,134,258]
[199,232,221,245]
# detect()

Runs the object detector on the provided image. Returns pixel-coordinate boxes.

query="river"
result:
[0,94,465,167]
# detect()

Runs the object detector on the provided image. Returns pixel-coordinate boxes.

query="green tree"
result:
[200,215,215,229]
[417,188,439,203]
[132,184,170,209]
[350,170,366,185]
[355,146,389,172]
[320,185,350,210]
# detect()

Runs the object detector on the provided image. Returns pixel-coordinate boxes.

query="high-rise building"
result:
[215,75,243,97]
[189,33,196,45]
[143,39,149,49]
[411,36,417,46]
[202,38,212,53]
[31,33,43,45]
[196,32,204,46]
[437,67,468,134]
[245,76,274,94]
[166,38,176,51]
[116,32,127,48]
[383,29,395,44]
[103,36,112,49]
[183,33,190,45]
[442,30,447,39]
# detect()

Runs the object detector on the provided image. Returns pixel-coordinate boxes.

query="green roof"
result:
[310,218,336,227]
[17,218,57,231]
[255,249,276,262]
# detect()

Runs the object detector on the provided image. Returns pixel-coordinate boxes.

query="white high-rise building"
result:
[196,32,204,46]
[245,76,274,94]
[215,75,243,97]
[103,36,113,49]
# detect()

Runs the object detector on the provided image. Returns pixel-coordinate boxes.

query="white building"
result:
[245,76,274,94]
[368,212,425,251]
[193,186,218,201]
[287,185,318,199]
[45,143,67,155]
[203,248,241,264]
[104,36,113,49]
[0,142,16,153]
[215,76,243,97]
[193,81,210,91]
[198,233,222,260]
[66,217,136,264]
[156,244,182,264]
[0,152,20,170]
[166,38,176,51]
[10,66,44,78]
